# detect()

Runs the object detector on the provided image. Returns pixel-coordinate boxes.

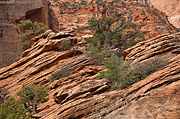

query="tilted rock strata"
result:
[0,31,180,118]
[122,32,180,64]
[0,30,109,118]
[38,54,180,119]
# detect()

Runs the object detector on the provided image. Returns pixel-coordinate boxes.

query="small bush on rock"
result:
[0,87,9,105]
[58,39,71,50]
[100,56,169,90]
[49,65,75,82]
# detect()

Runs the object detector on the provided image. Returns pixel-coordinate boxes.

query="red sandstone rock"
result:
[150,0,180,28]
[38,54,180,119]
[0,30,179,118]
[122,32,180,64]
[48,0,178,38]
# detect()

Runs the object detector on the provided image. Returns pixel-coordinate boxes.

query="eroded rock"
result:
[122,32,180,64]
[0,0,49,68]
[0,30,179,119]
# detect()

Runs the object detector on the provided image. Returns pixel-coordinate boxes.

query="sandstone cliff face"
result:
[139,0,180,28]
[151,0,180,28]
[0,30,179,118]
[0,0,49,68]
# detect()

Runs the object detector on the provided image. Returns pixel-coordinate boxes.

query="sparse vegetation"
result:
[85,0,145,65]
[100,56,169,90]
[49,65,75,82]
[13,57,20,62]
[58,39,71,50]
[0,96,33,119]
[17,84,48,114]
[0,87,9,105]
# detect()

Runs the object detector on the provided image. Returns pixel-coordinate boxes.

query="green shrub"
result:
[0,96,33,119]
[49,65,75,82]
[17,84,48,114]
[85,40,110,65]
[18,19,48,51]
[100,55,169,90]
[85,14,145,64]
[58,39,71,50]
[80,0,87,5]
[71,4,78,9]
[83,0,145,65]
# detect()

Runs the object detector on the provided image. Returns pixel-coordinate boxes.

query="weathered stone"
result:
[0,0,49,68]
[48,0,178,39]
[0,31,107,118]
[0,31,179,119]
[122,32,180,64]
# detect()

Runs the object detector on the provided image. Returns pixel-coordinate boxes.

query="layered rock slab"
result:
[39,54,180,119]
[0,30,109,118]
[122,32,180,64]
[0,30,179,119]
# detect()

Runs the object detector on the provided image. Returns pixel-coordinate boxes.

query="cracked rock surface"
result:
[0,31,179,119]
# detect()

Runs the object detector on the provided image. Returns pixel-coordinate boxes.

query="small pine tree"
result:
[58,39,71,50]
[85,0,145,64]
[0,96,32,119]
[18,19,48,50]
[17,84,48,114]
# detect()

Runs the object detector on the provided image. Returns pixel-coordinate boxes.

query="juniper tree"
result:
[85,0,145,64]
[18,19,48,50]
[17,84,48,114]
[0,96,33,119]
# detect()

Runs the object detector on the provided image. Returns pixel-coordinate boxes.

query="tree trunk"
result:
[145,0,147,5]
[24,103,31,112]
[32,103,37,114]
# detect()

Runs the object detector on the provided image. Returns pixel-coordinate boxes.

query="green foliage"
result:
[71,4,78,9]
[0,96,32,119]
[49,65,75,82]
[100,56,169,90]
[99,55,123,82]
[65,1,70,4]
[80,0,87,5]
[85,40,110,65]
[18,19,48,50]
[59,9,64,14]
[58,39,71,50]
[86,14,145,64]
[17,84,48,114]
[82,0,145,65]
